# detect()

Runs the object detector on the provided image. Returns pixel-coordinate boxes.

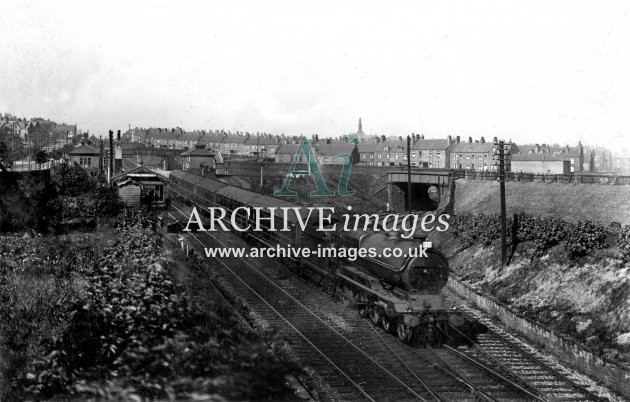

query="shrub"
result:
[453,211,612,258]
[564,220,608,257]
[618,225,630,256]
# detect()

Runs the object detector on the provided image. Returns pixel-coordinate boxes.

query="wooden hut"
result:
[112,165,168,206]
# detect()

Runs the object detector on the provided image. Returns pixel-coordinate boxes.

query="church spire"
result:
[358,117,363,135]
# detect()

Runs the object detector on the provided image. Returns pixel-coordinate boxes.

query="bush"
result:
[54,164,96,196]
[12,207,290,400]
[564,220,608,257]
[453,211,612,258]
[618,225,630,257]
[515,212,567,255]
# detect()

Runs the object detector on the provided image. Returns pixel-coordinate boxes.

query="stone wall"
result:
[448,278,630,399]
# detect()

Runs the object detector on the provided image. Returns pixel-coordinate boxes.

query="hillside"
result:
[441,179,630,225]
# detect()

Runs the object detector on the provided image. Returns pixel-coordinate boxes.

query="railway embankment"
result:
[434,178,630,398]
[444,178,630,225]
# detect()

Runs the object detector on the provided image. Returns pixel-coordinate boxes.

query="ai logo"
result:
[275,136,354,196]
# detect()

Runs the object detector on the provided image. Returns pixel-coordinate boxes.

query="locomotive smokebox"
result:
[346,232,449,293]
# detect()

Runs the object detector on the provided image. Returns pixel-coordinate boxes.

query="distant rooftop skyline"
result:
[1,0,630,150]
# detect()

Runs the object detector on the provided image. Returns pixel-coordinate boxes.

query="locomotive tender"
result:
[168,170,466,345]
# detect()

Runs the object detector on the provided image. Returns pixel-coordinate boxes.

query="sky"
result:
[1,0,630,148]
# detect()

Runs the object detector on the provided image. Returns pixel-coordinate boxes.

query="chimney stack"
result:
[493,136,498,143]
[447,135,452,146]
[481,136,485,144]
[468,136,473,144]
[456,135,461,144]
[535,143,540,153]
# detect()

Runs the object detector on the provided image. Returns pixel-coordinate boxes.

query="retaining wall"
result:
[448,278,630,399]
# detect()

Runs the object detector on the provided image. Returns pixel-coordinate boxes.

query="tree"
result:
[49,149,63,161]
[0,141,11,168]
[35,149,48,168]
[54,164,96,196]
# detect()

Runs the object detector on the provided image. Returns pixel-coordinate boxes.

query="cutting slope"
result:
[441,179,630,224]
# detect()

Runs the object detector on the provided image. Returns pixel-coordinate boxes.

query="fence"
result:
[454,169,630,185]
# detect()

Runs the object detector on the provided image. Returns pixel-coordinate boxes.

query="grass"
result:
[442,179,630,225]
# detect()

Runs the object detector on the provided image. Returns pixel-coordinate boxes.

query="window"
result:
[395,155,399,160]
[411,152,416,158]
[79,157,91,168]
[386,155,390,159]
[478,156,482,160]
[436,152,441,159]
[377,154,382,159]
[429,151,433,157]
[403,155,407,160]
[362,154,367,159]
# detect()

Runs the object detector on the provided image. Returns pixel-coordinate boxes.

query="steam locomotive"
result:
[168,170,470,345]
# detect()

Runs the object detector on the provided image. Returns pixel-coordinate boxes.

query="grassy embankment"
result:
[434,179,630,364]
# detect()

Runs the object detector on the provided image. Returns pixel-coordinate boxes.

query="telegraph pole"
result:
[109,130,114,186]
[495,140,507,268]
[407,135,412,212]
[11,121,14,171]
[99,137,104,181]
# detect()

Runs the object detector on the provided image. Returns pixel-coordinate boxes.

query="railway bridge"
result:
[386,168,463,211]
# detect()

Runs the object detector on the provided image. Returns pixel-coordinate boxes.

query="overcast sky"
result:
[1,0,629,148]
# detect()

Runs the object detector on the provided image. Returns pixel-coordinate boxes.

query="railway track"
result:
[446,294,606,402]
[168,198,537,400]
[168,204,437,401]
[167,190,608,401]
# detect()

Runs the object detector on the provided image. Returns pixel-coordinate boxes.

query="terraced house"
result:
[219,134,248,155]
[174,131,203,150]
[275,143,301,164]
[243,135,280,159]
[198,132,225,152]
[372,139,407,167]
[356,141,382,165]
[512,143,584,174]
[410,136,452,168]
[147,128,182,149]
[313,142,360,165]
[450,136,513,171]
